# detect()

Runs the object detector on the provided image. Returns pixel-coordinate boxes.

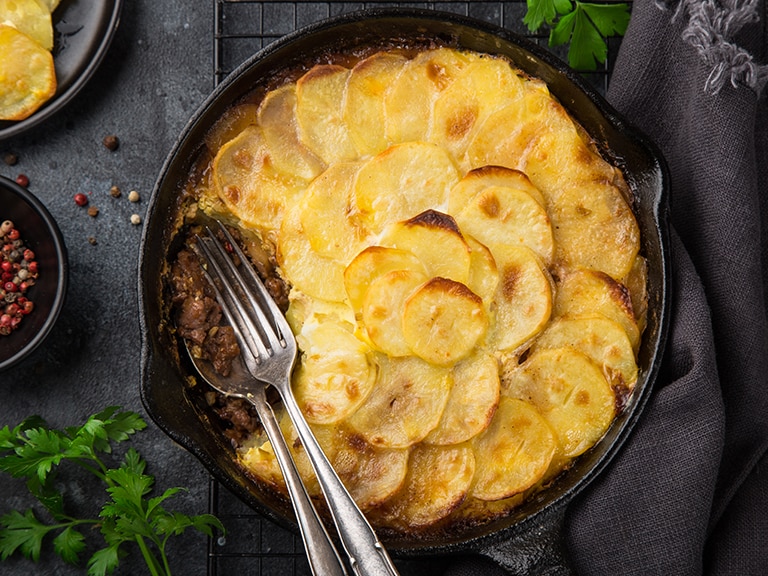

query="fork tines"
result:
[193,222,288,364]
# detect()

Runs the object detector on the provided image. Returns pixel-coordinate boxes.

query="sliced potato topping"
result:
[294,319,377,424]
[512,347,616,459]
[378,210,471,285]
[189,46,647,534]
[347,355,452,448]
[402,277,488,366]
[488,244,552,352]
[354,141,460,232]
[425,352,500,445]
[471,397,556,501]
[377,443,476,528]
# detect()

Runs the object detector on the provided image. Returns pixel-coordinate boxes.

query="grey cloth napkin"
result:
[449,0,768,573]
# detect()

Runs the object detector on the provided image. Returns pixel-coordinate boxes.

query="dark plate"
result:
[0,0,123,141]
[139,8,670,573]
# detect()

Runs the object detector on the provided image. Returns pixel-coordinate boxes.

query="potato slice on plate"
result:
[293,319,377,424]
[378,444,475,529]
[385,47,476,144]
[517,347,616,459]
[455,185,554,265]
[277,203,347,302]
[0,24,56,121]
[212,125,306,231]
[343,245,426,315]
[488,244,552,352]
[354,141,460,232]
[298,161,370,263]
[430,57,525,164]
[362,268,427,356]
[554,269,640,351]
[531,316,638,389]
[344,51,408,157]
[425,352,500,445]
[549,182,640,280]
[0,0,53,50]
[331,430,409,510]
[347,355,452,448]
[258,84,326,180]
[378,210,471,285]
[402,277,488,366]
[466,236,499,305]
[447,165,546,216]
[295,64,358,164]
[471,397,556,501]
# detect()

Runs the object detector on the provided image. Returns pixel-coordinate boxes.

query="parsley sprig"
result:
[0,407,224,576]
[524,0,631,70]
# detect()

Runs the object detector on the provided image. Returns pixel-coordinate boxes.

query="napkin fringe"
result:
[660,0,768,94]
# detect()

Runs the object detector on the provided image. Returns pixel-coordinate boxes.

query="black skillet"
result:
[138,8,670,574]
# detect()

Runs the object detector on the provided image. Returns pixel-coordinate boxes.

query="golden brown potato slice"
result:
[402,277,488,366]
[298,161,371,263]
[344,51,408,157]
[295,64,358,164]
[466,236,499,305]
[0,0,53,50]
[212,125,306,231]
[354,142,460,233]
[277,202,347,302]
[378,444,475,529]
[554,269,640,352]
[343,246,426,314]
[531,316,638,389]
[0,24,55,121]
[430,57,525,165]
[517,348,616,459]
[447,165,546,216]
[425,352,500,445]
[258,84,327,180]
[455,185,554,265]
[471,397,555,501]
[331,430,409,510]
[362,269,428,357]
[384,47,476,144]
[293,319,377,424]
[347,355,452,448]
[549,182,640,280]
[378,210,471,285]
[488,244,552,352]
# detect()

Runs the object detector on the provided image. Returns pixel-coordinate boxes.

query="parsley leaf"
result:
[524,0,631,71]
[0,407,225,576]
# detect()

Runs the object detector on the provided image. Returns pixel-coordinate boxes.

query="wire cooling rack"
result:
[207,2,627,574]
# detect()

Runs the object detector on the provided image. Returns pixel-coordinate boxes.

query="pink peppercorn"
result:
[74,193,88,206]
[15,174,29,187]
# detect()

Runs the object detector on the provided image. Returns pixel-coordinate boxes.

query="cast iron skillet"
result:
[138,8,670,574]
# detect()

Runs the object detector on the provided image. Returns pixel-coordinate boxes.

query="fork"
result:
[195,222,401,576]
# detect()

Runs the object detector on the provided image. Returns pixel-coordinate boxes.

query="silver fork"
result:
[195,222,400,576]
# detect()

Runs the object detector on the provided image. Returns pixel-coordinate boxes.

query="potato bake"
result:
[169,45,647,535]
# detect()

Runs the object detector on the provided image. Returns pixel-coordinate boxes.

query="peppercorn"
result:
[74,193,88,206]
[88,206,99,217]
[109,185,121,198]
[3,153,18,166]
[130,214,141,225]
[0,220,39,336]
[88,236,97,245]
[103,134,119,151]
[128,190,140,202]
[15,174,29,187]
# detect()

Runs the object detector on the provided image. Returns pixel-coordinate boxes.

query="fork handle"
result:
[282,395,401,576]
[248,393,349,576]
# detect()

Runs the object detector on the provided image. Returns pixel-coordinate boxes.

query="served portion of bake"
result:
[171,46,646,535]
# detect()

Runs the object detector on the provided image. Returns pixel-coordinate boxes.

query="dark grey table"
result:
[0,2,621,575]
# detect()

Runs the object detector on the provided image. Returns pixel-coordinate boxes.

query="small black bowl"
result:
[0,176,68,372]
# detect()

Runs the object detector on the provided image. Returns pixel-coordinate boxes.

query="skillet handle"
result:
[476,505,575,576]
